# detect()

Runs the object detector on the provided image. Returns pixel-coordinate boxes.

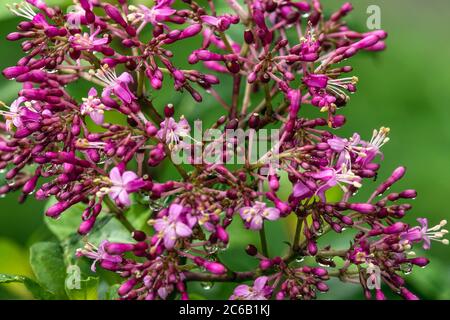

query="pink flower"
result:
[69,28,110,52]
[157,117,191,149]
[239,201,280,230]
[81,88,110,125]
[109,166,143,206]
[128,1,176,32]
[358,127,390,166]
[200,14,239,31]
[310,165,362,201]
[152,204,192,249]
[76,240,122,272]
[94,68,136,104]
[0,97,41,131]
[230,276,272,300]
[401,218,448,250]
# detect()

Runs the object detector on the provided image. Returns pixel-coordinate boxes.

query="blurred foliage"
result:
[0,0,449,299]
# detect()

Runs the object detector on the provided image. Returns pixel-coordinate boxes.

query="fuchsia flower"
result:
[69,28,110,52]
[358,127,390,166]
[157,117,191,149]
[230,276,272,300]
[1,0,445,301]
[94,69,136,104]
[76,240,122,272]
[128,1,176,31]
[239,202,280,230]
[313,165,362,200]
[109,166,144,207]
[328,133,362,168]
[200,14,239,32]
[151,204,192,249]
[0,97,40,131]
[81,88,110,125]
[401,218,448,250]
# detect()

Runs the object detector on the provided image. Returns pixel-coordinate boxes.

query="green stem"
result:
[137,69,145,97]
[103,197,135,233]
[138,97,163,124]
[259,223,269,257]
[263,83,273,117]
[292,217,303,253]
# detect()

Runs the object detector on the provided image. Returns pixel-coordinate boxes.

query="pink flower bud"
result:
[204,261,226,274]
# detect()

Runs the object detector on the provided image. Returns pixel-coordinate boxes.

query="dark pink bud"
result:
[375,289,386,300]
[23,175,39,194]
[383,222,408,234]
[316,282,329,292]
[307,241,318,255]
[259,259,273,270]
[105,243,135,254]
[245,244,258,256]
[409,257,429,267]
[244,30,254,44]
[204,261,226,274]
[164,104,174,117]
[399,189,417,199]
[45,201,69,218]
[179,24,202,39]
[3,66,29,79]
[104,5,127,27]
[78,216,96,235]
[312,267,328,277]
[216,225,229,244]
[400,287,419,300]
[348,203,376,214]
[118,278,137,296]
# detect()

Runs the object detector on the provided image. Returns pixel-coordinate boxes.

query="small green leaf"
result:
[29,242,68,299]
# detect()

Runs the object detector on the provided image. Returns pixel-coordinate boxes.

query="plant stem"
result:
[138,96,163,124]
[103,197,135,233]
[292,217,303,253]
[259,223,269,257]
[263,83,273,117]
[137,69,145,97]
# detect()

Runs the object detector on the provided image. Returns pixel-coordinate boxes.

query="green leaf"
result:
[0,274,24,284]
[125,199,151,231]
[0,274,56,300]
[22,278,57,300]
[105,284,121,300]
[66,276,99,300]
[29,242,68,299]
[44,200,84,241]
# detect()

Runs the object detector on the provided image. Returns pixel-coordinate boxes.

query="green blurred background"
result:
[0,0,449,299]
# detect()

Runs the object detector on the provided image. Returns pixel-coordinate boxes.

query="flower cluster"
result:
[0,0,446,300]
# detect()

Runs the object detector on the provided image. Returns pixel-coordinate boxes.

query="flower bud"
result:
[204,261,226,274]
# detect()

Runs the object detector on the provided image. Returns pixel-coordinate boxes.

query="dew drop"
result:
[218,243,229,252]
[400,263,413,275]
[204,243,219,255]
[201,281,214,290]
[295,256,305,263]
